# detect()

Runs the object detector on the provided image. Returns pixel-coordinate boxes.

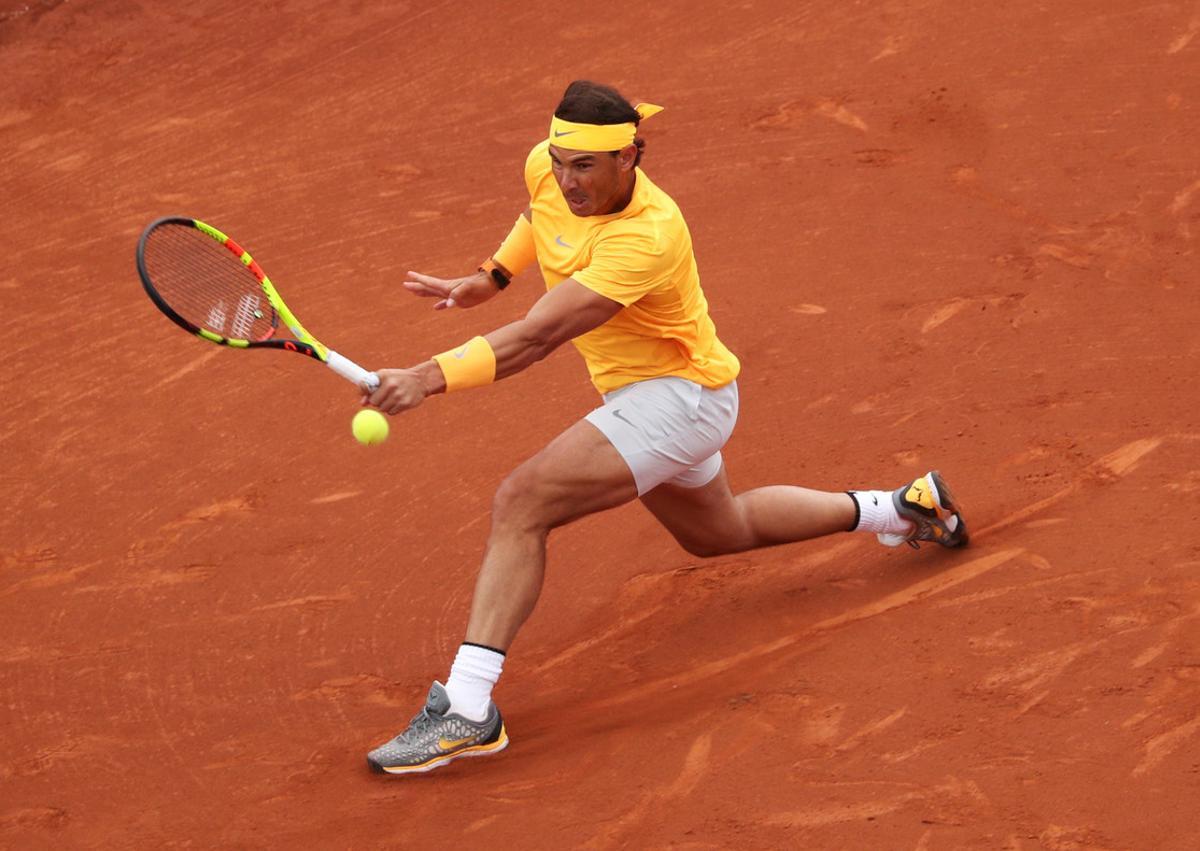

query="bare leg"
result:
[464,419,638,650]
[640,463,856,557]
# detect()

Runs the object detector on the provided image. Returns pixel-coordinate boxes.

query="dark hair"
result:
[554,80,645,166]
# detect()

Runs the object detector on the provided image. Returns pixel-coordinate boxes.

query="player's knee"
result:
[492,467,552,531]
[491,473,531,524]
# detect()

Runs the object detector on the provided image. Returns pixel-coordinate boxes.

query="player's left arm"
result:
[365,279,621,413]
[487,278,621,379]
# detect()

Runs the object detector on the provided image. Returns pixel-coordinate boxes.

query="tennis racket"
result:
[136,216,379,390]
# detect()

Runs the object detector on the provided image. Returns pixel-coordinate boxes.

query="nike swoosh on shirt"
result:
[555,235,573,248]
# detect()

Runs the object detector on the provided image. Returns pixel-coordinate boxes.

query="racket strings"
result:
[142,224,277,342]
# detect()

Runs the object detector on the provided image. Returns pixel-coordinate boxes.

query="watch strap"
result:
[479,258,511,290]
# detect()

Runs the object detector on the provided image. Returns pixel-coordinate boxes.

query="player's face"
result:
[549,144,636,217]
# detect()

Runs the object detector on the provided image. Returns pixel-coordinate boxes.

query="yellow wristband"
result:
[492,215,536,277]
[432,336,496,392]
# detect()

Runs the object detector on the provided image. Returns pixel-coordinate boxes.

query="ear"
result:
[615,143,638,171]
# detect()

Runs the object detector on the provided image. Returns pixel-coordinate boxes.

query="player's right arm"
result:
[403,208,534,310]
[402,268,505,310]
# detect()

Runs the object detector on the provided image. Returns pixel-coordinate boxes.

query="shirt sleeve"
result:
[573,227,669,307]
[523,142,549,198]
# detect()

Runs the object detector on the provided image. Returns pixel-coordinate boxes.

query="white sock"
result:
[849,490,913,536]
[444,643,504,722]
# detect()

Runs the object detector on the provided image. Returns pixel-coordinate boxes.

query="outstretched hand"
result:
[403,270,499,310]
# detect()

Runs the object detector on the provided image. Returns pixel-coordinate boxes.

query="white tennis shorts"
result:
[584,376,740,496]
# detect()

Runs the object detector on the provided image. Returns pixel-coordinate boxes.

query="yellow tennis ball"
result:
[352,409,389,445]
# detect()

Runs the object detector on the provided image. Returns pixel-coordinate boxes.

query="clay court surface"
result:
[3,0,1199,847]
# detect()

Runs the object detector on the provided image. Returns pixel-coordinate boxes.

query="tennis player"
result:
[363,81,967,775]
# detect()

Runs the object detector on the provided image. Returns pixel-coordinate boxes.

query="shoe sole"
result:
[924,470,968,548]
[368,725,509,775]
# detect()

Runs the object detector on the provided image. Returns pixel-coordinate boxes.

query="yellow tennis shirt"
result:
[523,140,740,395]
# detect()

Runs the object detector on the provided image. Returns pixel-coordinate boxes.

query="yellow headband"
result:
[548,102,664,152]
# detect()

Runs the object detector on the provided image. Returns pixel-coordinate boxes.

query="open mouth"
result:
[567,195,588,212]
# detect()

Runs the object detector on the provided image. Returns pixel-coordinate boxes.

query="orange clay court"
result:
[2,1,1199,847]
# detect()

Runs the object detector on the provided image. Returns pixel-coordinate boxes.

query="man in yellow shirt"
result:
[363,81,968,775]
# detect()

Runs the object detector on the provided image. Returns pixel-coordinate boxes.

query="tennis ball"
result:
[352,409,389,445]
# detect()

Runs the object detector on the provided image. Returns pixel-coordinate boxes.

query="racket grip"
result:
[327,350,380,391]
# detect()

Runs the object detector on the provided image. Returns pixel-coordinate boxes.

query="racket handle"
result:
[326,351,380,391]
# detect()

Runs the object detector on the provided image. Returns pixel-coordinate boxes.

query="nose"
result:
[556,169,576,192]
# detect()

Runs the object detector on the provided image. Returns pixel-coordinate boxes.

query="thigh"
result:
[500,417,640,530]
[638,462,752,555]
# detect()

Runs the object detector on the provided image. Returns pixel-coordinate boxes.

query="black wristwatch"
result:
[479,259,511,290]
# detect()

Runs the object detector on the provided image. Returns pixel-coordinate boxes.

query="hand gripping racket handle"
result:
[326,351,380,391]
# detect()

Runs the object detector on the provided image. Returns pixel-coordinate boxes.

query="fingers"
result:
[367,391,402,415]
[358,370,427,416]
[403,271,453,297]
[361,376,392,411]
[404,271,480,311]
[402,280,448,299]
[404,271,451,291]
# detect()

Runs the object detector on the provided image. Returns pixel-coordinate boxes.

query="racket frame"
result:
[137,216,378,389]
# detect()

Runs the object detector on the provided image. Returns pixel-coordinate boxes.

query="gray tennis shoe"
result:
[877,470,968,549]
[367,681,508,775]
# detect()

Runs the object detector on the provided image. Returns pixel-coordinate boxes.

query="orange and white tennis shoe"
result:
[877,470,969,549]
